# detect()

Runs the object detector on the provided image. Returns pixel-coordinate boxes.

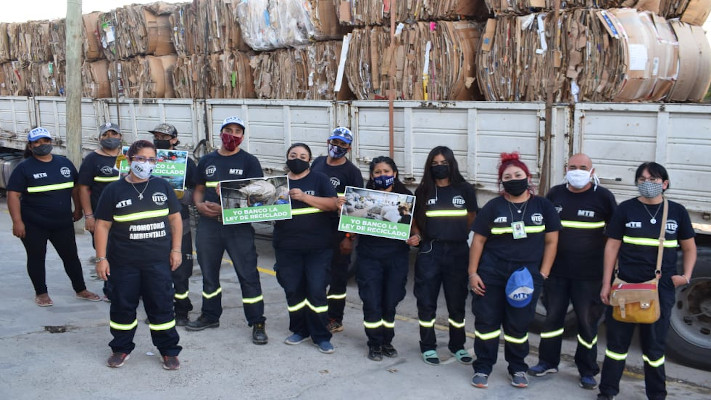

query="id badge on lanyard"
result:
[512,220,527,239]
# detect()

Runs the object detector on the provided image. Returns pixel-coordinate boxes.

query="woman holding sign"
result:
[468,152,560,389]
[412,146,478,366]
[353,156,416,361]
[273,143,338,354]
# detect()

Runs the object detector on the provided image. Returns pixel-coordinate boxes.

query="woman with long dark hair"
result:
[412,146,478,366]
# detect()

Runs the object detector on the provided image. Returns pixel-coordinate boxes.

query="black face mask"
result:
[154,139,172,150]
[286,158,310,175]
[430,164,449,180]
[31,144,53,156]
[502,178,529,196]
[100,137,121,150]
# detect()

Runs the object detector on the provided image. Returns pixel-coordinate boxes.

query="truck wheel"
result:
[666,247,711,371]
[530,288,577,336]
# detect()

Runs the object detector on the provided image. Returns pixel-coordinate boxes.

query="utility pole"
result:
[66,0,82,167]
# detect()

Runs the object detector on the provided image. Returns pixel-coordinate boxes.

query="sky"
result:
[0,0,185,23]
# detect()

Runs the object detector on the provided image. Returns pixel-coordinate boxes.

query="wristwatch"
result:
[95,257,107,263]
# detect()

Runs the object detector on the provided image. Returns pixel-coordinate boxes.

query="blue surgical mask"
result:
[373,175,395,189]
[328,144,348,159]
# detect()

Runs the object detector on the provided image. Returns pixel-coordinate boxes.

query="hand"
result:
[12,221,26,239]
[469,273,486,296]
[336,196,346,213]
[85,217,96,233]
[600,284,611,305]
[339,237,354,255]
[198,201,221,217]
[96,260,110,281]
[289,188,306,202]
[406,233,421,246]
[72,209,83,222]
[170,251,181,271]
[671,274,690,288]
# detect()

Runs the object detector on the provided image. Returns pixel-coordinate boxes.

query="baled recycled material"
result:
[172,51,255,99]
[81,60,111,98]
[109,56,177,99]
[83,12,104,61]
[98,3,177,61]
[170,0,251,57]
[667,20,711,102]
[335,0,489,26]
[0,23,10,63]
[27,60,65,97]
[1,61,29,96]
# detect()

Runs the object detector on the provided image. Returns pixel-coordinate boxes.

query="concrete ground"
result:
[0,199,709,400]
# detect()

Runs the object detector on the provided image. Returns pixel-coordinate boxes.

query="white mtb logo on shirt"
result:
[205,165,217,177]
[60,167,71,178]
[304,190,315,195]
[578,210,595,217]
[494,216,507,223]
[626,221,642,228]
[33,172,48,179]
[426,198,436,206]
[100,166,114,175]
[153,192,168,205]
[531,213,544,225]
[229,168,244,175]
[452,195,465,208]
[116,199,132,208]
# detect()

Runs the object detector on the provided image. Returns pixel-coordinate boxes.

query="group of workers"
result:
[7,118,697,399]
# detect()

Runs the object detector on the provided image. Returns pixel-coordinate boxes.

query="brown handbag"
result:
[609,198,668,324]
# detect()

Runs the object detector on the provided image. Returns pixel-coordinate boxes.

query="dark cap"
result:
[149,123,178,137]
[99,122,121,136]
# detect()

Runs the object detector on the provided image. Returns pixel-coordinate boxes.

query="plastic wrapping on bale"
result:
[81,60,112,98]
[335,0,490,26]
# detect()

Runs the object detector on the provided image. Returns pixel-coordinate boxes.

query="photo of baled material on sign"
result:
[339,186,415,241]
[219,176,291,224]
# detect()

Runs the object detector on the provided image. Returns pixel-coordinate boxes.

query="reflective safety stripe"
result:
[363,320,383,329]
[383,320,395,329]
[287,299,327,313]
[149,320,176,331]
[623,236,677,248]
[27,181,74,193]
[337,192,346,197]
[243,294,263,304]
[113,208,169,222]
[491,225,546,235]
[202,287,222,299]
[327,293,347,300]
[504,333,529,344]
[291,207,322,216]
[448,318,466,328]
[94,176,120,182]
[577,334,598,349]
[540,328,565,339]
[561,220,606,229]
[206,181,219,188]
[287,299,308,312]
[110,319,138,331]
[425,210,468,217]
[174,291,189,300]
[642,354,665,368]
[605,349,628,361]
[475,329,501,340]
[419,319,436,328]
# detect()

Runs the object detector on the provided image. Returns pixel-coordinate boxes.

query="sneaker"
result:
[185,315,219,331]
[175,314,190,327]
[451,349,473,365]
[511,371,529,388]
[422,350,440,366]
[580,375,598,390]
[107,352,130,368]
[327,319,344,333]
[252,322,268,345]
[381,344,398,358]
[368,346,383,361]
[596,395,615,400]
[528,362,558,377]
[313,340,335,354]
[284,333,309,345]
[471,373,489,388]
[162,355,180,370]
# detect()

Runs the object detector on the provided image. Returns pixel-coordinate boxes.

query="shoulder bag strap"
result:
[654,198,669,280]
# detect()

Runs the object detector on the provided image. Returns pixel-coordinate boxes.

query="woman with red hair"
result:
[468,152,561,389]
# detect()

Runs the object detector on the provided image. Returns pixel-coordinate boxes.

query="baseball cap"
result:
[328,127,353,144]
[505,267,535,308]
[220,116,246,132]
[99,122,121,136]
[27,127,52,142]
[149,123,178,137]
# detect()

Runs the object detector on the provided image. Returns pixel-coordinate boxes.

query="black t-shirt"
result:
[78,151,120,210]
[7,155,78,230]
[546,184,617,280]
[311,156,364,228]
[94,177,181,266]
[178,157,197,219]
[273,171,337,250]
[419,183,478,242]
[356,186,413,257]
[195,150,263,204]
[606,198,695,283]
[472,195,562,265]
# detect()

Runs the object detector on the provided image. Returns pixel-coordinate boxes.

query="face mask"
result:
[286,158,310,175]
[221,133,243,152]
[130,161,154,180]
[638,181,663,198]
[31,143,53,156]
[566,169,591,189]
[502,178,529,196]
[100,138,121,150]
[431,164,449,180]
[373,175,395,189]
[153,139,172,150]
[328,144,348,159]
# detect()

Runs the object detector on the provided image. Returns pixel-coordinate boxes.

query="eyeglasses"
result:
[637,177,662,184]
[131,156,158,164]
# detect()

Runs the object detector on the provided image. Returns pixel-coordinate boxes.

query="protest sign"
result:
[219,176,291,224]
[339,186,415,241]
[118,146,188,191]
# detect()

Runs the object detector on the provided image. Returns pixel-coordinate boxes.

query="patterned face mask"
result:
[638,181,663,198]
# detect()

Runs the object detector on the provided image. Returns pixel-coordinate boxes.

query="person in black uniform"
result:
[529,153,617,390]
[274,143,338,354]
[187,116,268,345]
[78,122,122,301]
[354,156,417,361]
[94,139,183,370]
[412,146,477,366]
[149,123,196,326]
[469,152,561,389]
[598,162,696,400]
[310,127,364,333]
[8,127,100,307]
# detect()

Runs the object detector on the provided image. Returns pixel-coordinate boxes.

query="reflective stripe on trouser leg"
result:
[504,333,529,344]
[110,319,138,331]
[642,355,665,368]
[149,320,176,331]
[540,328,565,339]
[578,334,598,349]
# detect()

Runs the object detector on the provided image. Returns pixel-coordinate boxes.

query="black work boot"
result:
[175,313,190,327]
[252,322,268,345]
[185,315,219,331]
